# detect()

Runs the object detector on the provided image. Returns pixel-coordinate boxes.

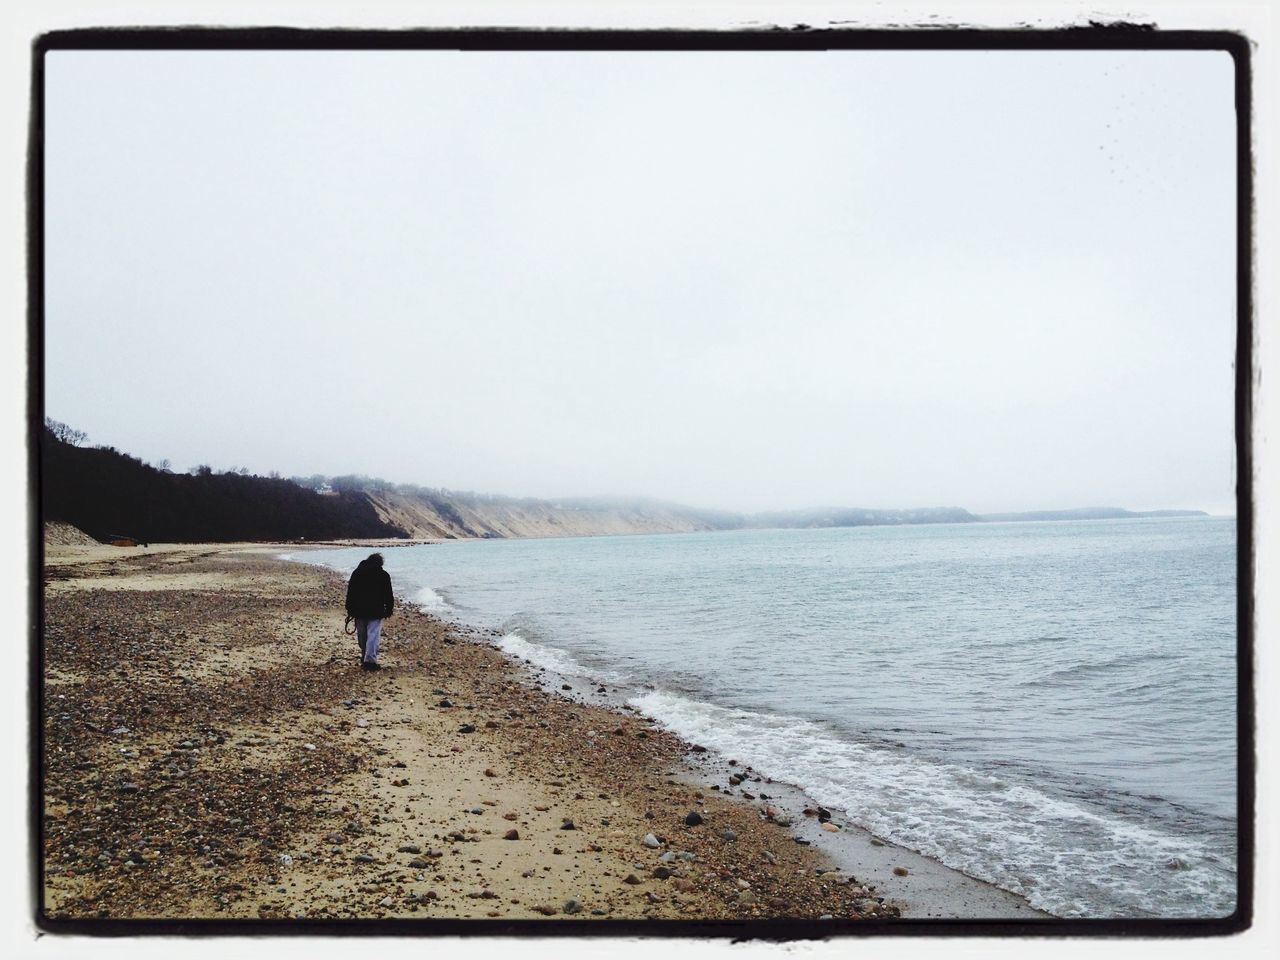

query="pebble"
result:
[658,851,676,863]
[737,890,757,905]
[774,815,792,827]
[720,830,737,842]
[560,820,576,830]
[398,845,421,854]
[821,822,840,832]
[623,874,642,885]
[408,858,429,869]
[563,898,582,914]
[736,879,751,890]
[379,896,393,907]
[503,829,520,841]
[893,866,909,876]
[458,724,476,734]
[356,719,369,728]
[653,866,672,880]
[642,833,660,849]
[870,838,885,847]
[354,854,377,863]
[470,807,485,815]
[438,699,453,707]
[684,811,704,827]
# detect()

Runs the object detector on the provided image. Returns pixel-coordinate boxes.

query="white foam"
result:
[629,689,1236,919]
[414,585,449,611]
[497,631,596,678]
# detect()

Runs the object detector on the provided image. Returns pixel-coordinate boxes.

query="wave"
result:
[1020,651,1180,687]
[628,689,1236,919]
[414,585,450,612]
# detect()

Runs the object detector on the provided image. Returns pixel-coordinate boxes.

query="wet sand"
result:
[40,542,1046,925]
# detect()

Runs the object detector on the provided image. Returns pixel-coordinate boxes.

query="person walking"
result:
[345,552,394,671]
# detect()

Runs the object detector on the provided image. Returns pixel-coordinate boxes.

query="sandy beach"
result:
[39,541,1044,926]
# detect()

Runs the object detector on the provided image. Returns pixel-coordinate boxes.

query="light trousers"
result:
[355,618,383,663]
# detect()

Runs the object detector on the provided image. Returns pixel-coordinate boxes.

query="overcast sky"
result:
[43,48,1237,515]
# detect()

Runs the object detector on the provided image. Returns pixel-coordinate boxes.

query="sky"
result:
[42,47,1238,515]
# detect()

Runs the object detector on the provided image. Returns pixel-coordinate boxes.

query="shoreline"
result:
[40,541,1046,924]
[287,541,1048,920]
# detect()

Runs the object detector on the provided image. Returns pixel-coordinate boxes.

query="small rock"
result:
[736,878,751,890]
[503,812,518,821]
[738,890,757,905]
[672,878,694,892]
[458,724,476,734]
[652,866,672,880]
[484,768,497,778]
[623,874,642,885]
[893,866,909,877]
[438,699,453,707]
[398,845,421,854]
[408,858,429,869]
[1167,858,1187,870]
[642,833,660,849]
[379,896,393,907]
[356,719,369,728]
[819,913,834,920]
[563,898,582,914]
[658,851,676,863]
[774,815,792,827]
[503,829,520,841]
[354,854,377,863]
[560,820,575,831]
[470,807,484,815]
[720,829,737,842]
[684,811,704,827]
[870,838,885,847]
[821,822,840,832]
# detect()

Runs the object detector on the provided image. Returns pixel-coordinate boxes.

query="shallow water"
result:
[295,516,1238,918]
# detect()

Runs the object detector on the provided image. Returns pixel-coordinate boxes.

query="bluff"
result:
[41,431,403,543]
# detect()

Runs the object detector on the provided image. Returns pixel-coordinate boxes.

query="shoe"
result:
[361,661,381,671]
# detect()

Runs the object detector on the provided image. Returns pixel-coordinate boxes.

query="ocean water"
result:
[293,517,1238,918]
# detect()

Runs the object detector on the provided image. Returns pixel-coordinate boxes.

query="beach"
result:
[40,541,1043,924]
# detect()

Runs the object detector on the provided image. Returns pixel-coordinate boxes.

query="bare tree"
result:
[45,418,87,447]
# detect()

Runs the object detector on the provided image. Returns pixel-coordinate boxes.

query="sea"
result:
[289,516,1238,919]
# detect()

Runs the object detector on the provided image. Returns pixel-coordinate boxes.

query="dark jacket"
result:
[346,558,394,619]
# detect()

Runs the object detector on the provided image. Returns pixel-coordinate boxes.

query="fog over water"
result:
[43,49,1237,515]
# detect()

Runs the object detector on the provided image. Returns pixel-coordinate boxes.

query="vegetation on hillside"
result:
[41,422,405,543]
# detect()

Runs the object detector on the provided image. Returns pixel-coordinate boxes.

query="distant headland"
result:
[39,422,1211,545]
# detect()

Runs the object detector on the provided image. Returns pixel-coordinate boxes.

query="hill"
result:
[41,429,404,543]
